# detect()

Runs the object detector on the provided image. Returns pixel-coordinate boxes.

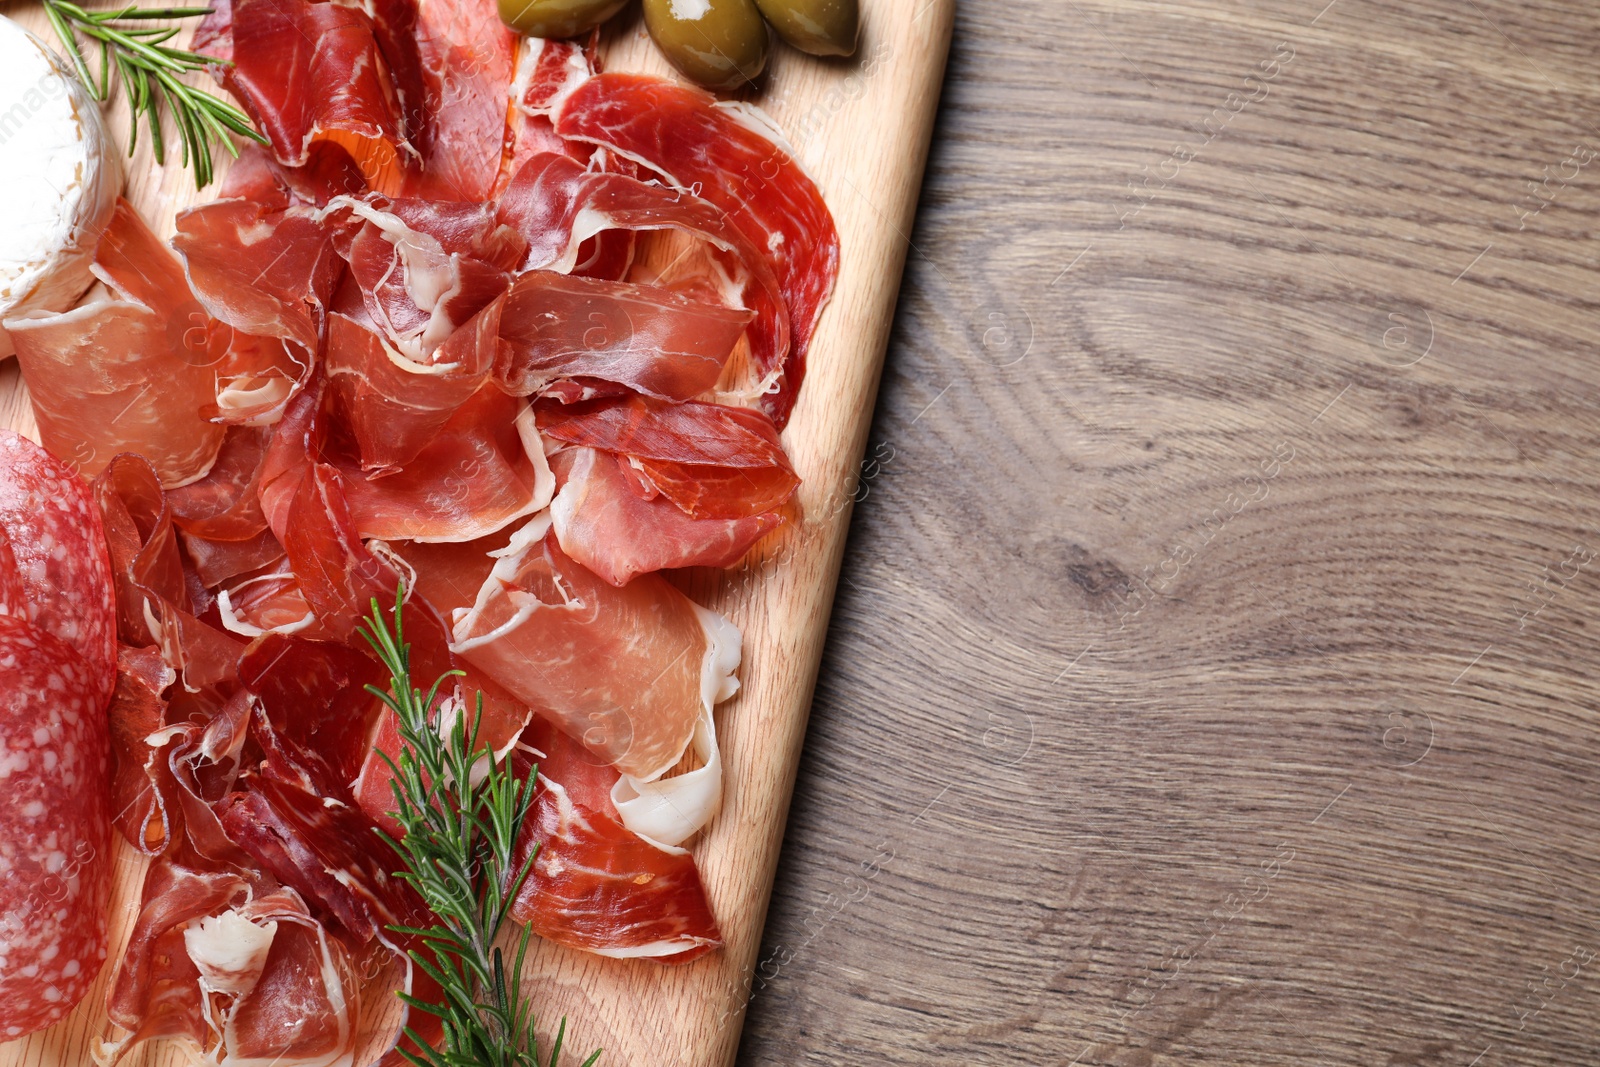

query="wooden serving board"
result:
[0,0,955,1063]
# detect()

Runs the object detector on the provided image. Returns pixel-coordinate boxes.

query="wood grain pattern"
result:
[0,0,954,1064]
[736,1,1600,1064]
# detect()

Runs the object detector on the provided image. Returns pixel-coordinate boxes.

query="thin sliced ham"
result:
[400,518,740,782]
[551,447,782,586]
[556,74,841,426]
[8,201,226,487]
[538,394,800,520]
[510,717,721,962]
[497,271,752,401]
[220,0,412,192]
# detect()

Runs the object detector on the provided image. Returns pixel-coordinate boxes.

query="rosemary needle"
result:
[42,0,266,188]
[360,591,601,1067]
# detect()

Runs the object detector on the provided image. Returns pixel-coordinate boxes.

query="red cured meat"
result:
[0,615,112,1039]
[109,645,177,855]
[333,198,514,362]
[94,455,245,690]
[175,201,337,355]
[538,395,800,519]
[8,201,227,487]
[181,529,285,590]
[556,74,841,426]
[500,36,594,192]
[167,425,274,543]
[284,463,398,639]
[332,384,552,543]
[103,860,362,1067]
[400,522,733,781]
[403,0,517,202]
[240,634,386,801]
[223,0,410,192]
[509,717,720,962]
[0,429,117,706]
[324,299,498,476]
[551,447,782,586]
[498,154,783,341]
[103,858,248,1057]
[497,271,752,401]
[219,774,430,943]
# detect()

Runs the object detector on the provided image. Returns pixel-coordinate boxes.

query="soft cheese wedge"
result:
[0,14,120,358]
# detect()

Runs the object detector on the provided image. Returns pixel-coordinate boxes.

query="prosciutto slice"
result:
[538,394,800,520]
[550,447,782,586]
[496,271,752,401]
[401,518,740,782]
[220,0,412,192]
[555,74,841,426]
[509,717,721,962]
[7,201,226,487]
[403,0,517,202]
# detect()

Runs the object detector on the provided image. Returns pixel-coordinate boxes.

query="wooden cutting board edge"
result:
[0,1,957,1064]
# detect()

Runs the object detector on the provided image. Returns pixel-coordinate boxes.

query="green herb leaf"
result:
[42,0,265,189]
[359,589,602,1067]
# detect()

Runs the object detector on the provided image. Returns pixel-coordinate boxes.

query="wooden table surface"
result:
[738,0,1600,1064]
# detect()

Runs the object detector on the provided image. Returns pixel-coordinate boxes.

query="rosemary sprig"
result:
[42,0,266,188]
[360,591,601,1067]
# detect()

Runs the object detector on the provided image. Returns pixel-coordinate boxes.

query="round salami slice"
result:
[0,430,116,707]
[0,614,112,1039]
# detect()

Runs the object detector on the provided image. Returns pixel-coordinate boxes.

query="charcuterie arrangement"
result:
[0,0,842,1060]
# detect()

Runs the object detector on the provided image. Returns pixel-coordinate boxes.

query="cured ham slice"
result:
[538,394,800,520]
[102,860,361,1067]
[497,271,753,401]
[109,645,177,855]
[94,454,246,691]
[284,463,399,640]
[497,154,784,357]
[332,386,553,543]
[166,425,274,543]
[501,36,594,191]
[0,615,112,1038]
[9,201,226,487]
[509,717,721,962]
[101,859,250,1058]
[240,635,387,802]
[550,447,782,586]
[173,200,342,422]
[556,74,841,426]
[401,518,740,782]
[219,0,412,193]
[324,307,493,475]
[330,196,517,363]
[0,429,118,705]
[220,774,430,943]
[403,0,517,202]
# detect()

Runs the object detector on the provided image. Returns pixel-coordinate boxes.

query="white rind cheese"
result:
[0,15,121,358]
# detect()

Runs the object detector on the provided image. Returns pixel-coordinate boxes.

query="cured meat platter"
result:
[0,0,953,1064]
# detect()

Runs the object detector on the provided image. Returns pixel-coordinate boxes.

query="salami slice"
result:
[0,430,117,707]
[0,614,112,1039]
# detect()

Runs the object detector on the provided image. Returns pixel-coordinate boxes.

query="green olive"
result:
[643,0,770,92]
[753,0,857,56]
[498,0,629,38]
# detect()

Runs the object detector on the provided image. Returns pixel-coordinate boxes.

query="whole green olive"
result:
[643,0,770,92]
[498,0,629,38]
[753,0,857,56]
